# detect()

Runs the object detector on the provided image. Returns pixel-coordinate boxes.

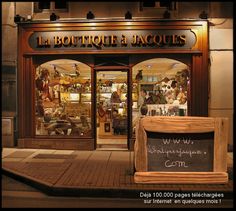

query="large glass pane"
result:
[38,2,50,10]
[132,58,190,135]
[35,59,92,137]
[55,1,68,10]
[96,71,128,145]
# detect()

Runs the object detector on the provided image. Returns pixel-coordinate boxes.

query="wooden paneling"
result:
[191,55,208,116]
[18,138,95,150]
[134,172,228,184]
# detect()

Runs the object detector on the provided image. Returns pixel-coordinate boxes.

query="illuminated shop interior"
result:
[35,58,189,146]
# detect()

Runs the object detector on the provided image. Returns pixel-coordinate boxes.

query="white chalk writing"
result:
[162,138,192,145]
[165,160,188,168]
[147,145,205,158]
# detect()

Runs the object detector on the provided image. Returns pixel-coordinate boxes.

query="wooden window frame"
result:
[34,1,69,13]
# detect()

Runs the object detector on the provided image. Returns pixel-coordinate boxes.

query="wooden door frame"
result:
[93,66,131,150]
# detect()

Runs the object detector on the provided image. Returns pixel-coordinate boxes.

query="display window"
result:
[132,58,190,135]
[35,59,92,137]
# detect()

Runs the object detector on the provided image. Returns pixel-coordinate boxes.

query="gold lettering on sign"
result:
[37,36,43,46]
[92,36,101,48]
[54,36,61,46]
[45,39,50,46]
[80,36,87,46]
[71,36,79,46]
[145,34,153,45]
[131,35,138,45]
[101,35,108,46]
[139,35,146,45]
[37,36,51,47]
[153,35,162,46]
[35,33,189,49]
[111,35,117,46]
[62,36,70,46]
[179,35,186,45]
[121,34,127,46]
[162,35,170,44]
[87,36,93,47]
[172,35,178,44]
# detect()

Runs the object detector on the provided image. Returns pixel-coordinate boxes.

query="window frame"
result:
[34,1,69,13]
[140,1,177,11]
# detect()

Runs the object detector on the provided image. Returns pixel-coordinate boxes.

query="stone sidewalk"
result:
[2,148,233,200]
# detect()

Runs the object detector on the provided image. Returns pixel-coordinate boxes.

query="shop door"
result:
[96,70,128,149]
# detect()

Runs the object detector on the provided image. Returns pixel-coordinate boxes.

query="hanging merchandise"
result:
[110,91,121,103]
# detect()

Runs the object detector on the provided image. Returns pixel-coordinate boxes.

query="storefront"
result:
[17,19,208,150]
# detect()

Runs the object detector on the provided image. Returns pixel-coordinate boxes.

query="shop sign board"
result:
[29,30,196,50]
[134,116,229,184]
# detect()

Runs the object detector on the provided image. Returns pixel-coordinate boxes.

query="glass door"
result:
[96,70,128,149]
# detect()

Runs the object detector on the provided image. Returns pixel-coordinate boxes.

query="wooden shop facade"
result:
[17,19,209,150]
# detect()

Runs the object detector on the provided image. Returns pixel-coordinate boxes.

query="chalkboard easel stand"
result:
[134,172,228,184]
[134,116,229,184]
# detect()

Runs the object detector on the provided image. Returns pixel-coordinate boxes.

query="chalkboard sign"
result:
[134,116,229,184]
[147,131,214,172]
